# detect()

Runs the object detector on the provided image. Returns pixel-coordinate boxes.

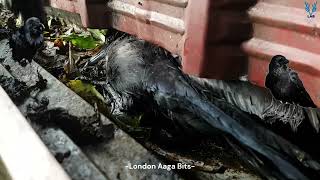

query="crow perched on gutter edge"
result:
[9,17,44,66]
[265,55,317,108]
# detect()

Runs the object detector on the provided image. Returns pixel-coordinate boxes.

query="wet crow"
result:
[9,17,44,66]
[99,36,320,180]
[265,55,317,108]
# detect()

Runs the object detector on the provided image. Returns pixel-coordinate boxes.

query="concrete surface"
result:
[0,84,71,180]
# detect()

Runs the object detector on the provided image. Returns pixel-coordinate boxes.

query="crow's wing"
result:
[289,70,316,107]
[189,76,320,132]
[9,28,25,48]
[189,77,274,118]
[289,70,319,131]
[265,71,273,89]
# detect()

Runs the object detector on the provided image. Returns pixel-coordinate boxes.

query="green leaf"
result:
[88,28,107,43]
[67,80,105,103]
[61,33,101,50]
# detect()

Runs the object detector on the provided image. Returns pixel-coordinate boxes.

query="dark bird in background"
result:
[9,17,44,66]
[89,35,320,180]
[265,55,317,108]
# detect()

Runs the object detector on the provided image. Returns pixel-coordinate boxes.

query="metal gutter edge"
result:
[0,87,71,180]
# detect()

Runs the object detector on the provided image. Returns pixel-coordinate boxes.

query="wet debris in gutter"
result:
[26,98,113,146]
[0,66,112,146]
[0,63,112,180]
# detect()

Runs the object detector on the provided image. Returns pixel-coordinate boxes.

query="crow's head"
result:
[24,17,45,46]
[269,55,289,71]
[24,17,45,37]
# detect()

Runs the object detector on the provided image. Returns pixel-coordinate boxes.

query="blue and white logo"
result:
[305,1,317,18]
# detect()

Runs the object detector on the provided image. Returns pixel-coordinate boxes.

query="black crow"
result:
[265,55,317,108]
[98,36,320,180]
[9,17,44,66]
